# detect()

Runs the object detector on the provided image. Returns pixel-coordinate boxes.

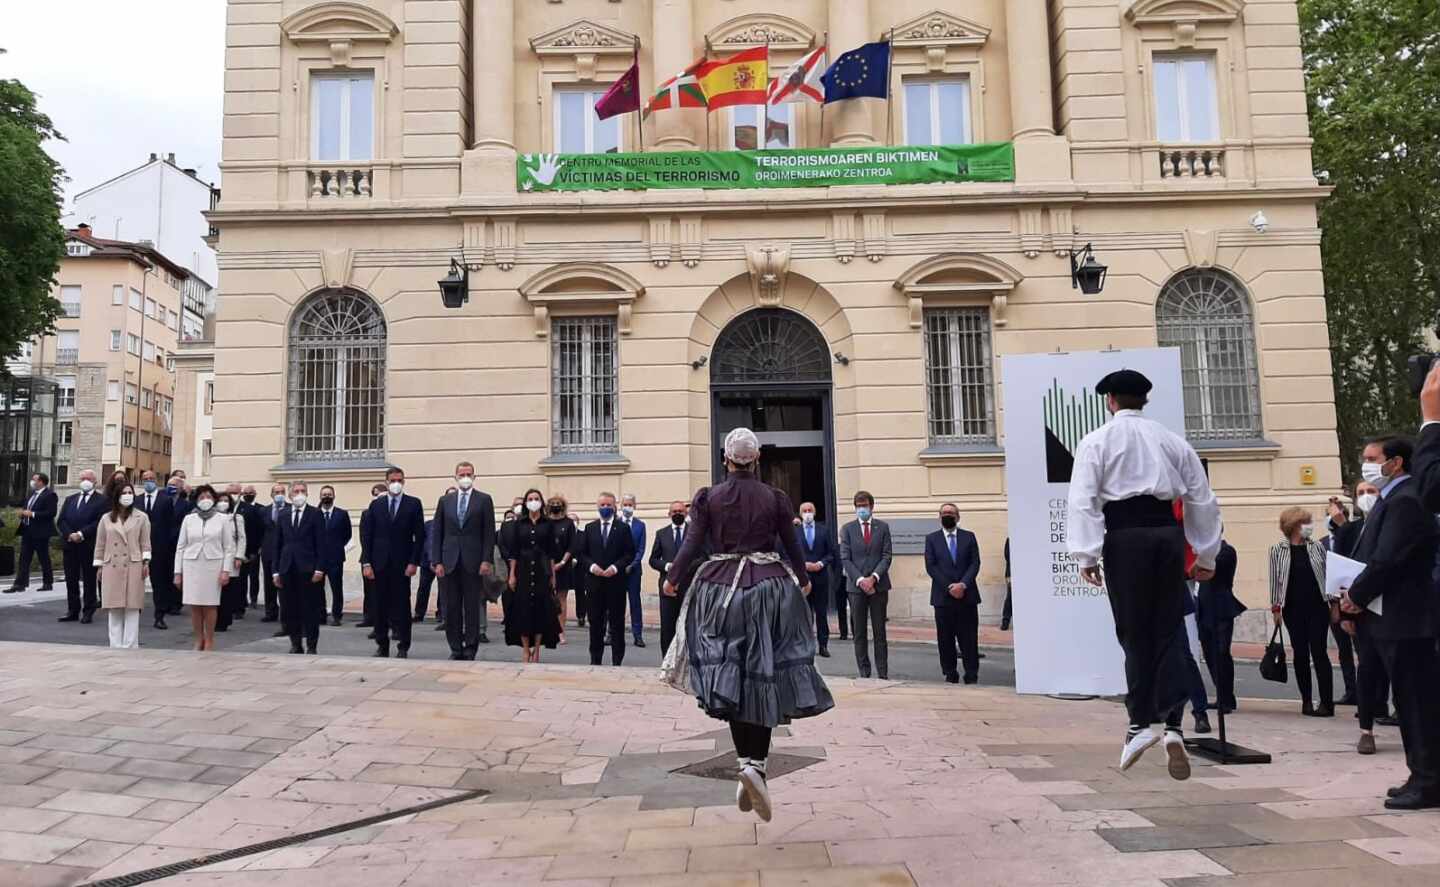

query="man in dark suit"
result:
[1196,536,1242,713]
[432,463,496,660]
[6,472,57,593]
[839,490,893,679]
[621,494,648,648]
[146,470,189,629]
[580,492,636,666]
[238,484,265,611]
[796,501,835,657]
[259,481,289,629]
[650,500,698,657]
[317,484,352,626]
[56,469,109,623]
[361,468,425,658]
[356,483,385,631]
[274,481,327,654]
[1342,435,1440,809]
[923,503,982,684]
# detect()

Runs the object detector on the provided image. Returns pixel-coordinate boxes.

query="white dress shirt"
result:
[1065,409,1222,570]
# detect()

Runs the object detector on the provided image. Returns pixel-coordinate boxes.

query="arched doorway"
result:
[710,308,836,524]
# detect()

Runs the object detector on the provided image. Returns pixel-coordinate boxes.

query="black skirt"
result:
[503,550,561,648]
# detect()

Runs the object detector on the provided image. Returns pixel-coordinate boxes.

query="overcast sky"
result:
[2,1,226,205]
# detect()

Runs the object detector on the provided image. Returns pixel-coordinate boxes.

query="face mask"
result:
[143,480,157,494]
[457,476,474,490]
[291,494,307,508]
[1357,492,1379,514]
[274,494,287,506]
[320,496,334,506]
[30,480,41,491]
[513,503,524,515]
[388,481,404,496]
[671,513,686,526]
[166,483,177,493]
[527,499,542,513]
[801,512,815,525]
[196,499,214,512]
[243,493,255,503]
[1360,460,1391,488]
[217,501,232,514]
[119,493,135,507]
[79,480,95,493]
[1299,524,1314,540]
[550,503,565,516]
[503,513,515,522]
[598,506,615,521]
[856,506,872,521]
[941,515,958,530]
[622,506,635,518]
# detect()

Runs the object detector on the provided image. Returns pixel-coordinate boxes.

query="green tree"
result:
[1301,0,1440,477]
[0,51,65,374]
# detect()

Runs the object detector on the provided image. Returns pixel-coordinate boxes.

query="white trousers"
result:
[107,609,140,649]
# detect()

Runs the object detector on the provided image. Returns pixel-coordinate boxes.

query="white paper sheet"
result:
[1325,551,1381,616]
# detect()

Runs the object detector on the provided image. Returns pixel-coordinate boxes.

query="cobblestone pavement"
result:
[0,641,1436,886]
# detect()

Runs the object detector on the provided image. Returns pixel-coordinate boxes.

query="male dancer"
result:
[1067,369,1221,780]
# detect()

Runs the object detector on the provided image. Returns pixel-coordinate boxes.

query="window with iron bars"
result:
[551,316,618,454]
[922,307,997,446]
[1156,269,1263,441]
[286,289,386,462]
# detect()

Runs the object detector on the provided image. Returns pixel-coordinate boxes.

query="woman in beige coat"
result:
[93,483,152,649]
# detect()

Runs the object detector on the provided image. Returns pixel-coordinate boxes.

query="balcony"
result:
[308,166,373,199]
[55,349,79,365]
[57,404,75,417]
[60,303,82,318]
[1159,146,1225,180]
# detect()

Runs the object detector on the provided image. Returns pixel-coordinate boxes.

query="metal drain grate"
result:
[85,788,489,886]
[671,752,822,781]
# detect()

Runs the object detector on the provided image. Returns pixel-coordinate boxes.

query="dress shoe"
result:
[1357,733,1377,755]
[356,621,374,628]
[977,651,986,659]
[1000,618,1011,631]
[434,622,447,631]
[1337,691,1357,706]
[329,617,341,627]
[3,586,24,594]
[367,631,377,640]
[478,633,489,644]
[1313,705,1335,718]
[1388,781,1414,798]
[449,652,465,661]
[859,668,871,679]
[260,615,278,623]
[817,646,830,658]
[963,675,978,685]
[634,636,646,648]
[306,642,318,654]
[877,672,889,681]
[1385,789,1440,811]
[1193,712,1212,735]
[290,642,304,654]
[577,618,586,628]
[38,584,53,591]
[373,648,389,658]
[58,614,79,623]
[838,631,849,641]
[396,649,408,659]
[79,613,92,624]
[945,673,960,684]
[1377,714,1401,727]
[272,628,288,638]
[1218,704,1237,715]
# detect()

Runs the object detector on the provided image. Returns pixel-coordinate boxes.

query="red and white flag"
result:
[767,45,826,105]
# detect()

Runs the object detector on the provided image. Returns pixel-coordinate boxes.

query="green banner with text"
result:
[516,143,1014,192]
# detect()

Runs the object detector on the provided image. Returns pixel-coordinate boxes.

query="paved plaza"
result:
[0,641,1437,886]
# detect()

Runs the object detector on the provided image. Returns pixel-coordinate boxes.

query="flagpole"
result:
[759,33,768,150]
[885,28,895,146]
[818,31,828,146]
[634,36,645,152]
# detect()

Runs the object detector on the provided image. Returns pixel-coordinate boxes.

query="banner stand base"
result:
[1046,694,1099,701]
[1184,708,1271,766]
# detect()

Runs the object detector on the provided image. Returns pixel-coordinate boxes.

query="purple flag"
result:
[595,62,641,120]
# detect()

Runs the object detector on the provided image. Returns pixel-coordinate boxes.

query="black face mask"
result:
[321,496,335,506]
[550,504,565,516]
[940,515,958,530]
[671,513,686,526]
[242,494,255,503]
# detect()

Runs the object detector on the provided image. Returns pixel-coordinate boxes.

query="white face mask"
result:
[291,493,307,508]
[457,476,474,490]
[1360,460,1390,489]
[217,501,232,514]
[388,481,404,496]
[196,499,214,512]
[622,505,635,518]
[527,499,542,513]
[79,479,95,493]
[801,512,815,525]
[119,493,135,507]
[1357,493,1379,515]
[1299,524,1314,541]
[513,503,524,515]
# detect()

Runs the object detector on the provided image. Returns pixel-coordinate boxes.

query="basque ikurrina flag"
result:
[643,60,708,116]
[694,46,769,109]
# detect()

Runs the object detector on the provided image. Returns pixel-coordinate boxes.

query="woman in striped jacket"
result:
[1268,507,1333,716]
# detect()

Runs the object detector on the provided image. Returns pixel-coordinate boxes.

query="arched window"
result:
[287,289,386,461]
[710,308,832,386]
[1156,269,1262,441]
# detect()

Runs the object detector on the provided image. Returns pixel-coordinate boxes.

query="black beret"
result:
[1095,369,1152,397]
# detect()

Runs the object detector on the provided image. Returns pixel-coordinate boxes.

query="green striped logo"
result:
[1043,380,1108,453]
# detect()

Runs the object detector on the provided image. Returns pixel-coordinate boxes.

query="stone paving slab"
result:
[0,641,1436,885]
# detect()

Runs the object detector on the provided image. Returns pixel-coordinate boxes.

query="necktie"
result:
[293,508,300,528]
[390,496,398,519]
[676,527,683,550]
[806,525,814,548]
[459,492,468,522]
[862,522,871,546]
[948,533,957,562]
[145,494,152,512]
[81,493,88,510]
[602,522,609,546]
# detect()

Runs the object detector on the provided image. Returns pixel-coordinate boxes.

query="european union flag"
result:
[820,41,890,103]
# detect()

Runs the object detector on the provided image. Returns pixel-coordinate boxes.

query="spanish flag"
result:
[695,46,769,110]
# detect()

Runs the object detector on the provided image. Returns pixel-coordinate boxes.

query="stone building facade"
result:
[212,0,1336,633]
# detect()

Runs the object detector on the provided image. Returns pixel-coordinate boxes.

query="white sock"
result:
[736,755,752,771]
[750,757,768,777]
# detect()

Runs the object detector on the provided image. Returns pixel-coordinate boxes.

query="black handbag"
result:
[1259,623,1288,684]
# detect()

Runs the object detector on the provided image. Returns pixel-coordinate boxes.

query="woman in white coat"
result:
[94,483,152,648]
[174,484,235,651]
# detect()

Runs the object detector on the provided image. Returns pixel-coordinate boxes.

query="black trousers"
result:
[1198,618,1237,711]
[1357,625,1392,730]
[1001,581,1013,627]
[324,567,344,621]
[849,588,889,677]
[281,569,324,647]
[14,536,53,588]
[150,549,177,614]
[414,566,437,619]
[1331,622,1357,697]
[244,557,260,605]
[373,566,413,652]
[833,574,848,635]
[361,575,375,624]
[441,568,485,656]
[588,580,627,665]
[1102,524,1189,728]
[62,544,99,616]
[1378,637,1440,794]
[808,574,830,649]
[934,603,978,680]
[261,555,280,619]
[1283,594,1333,708]
[216,567,247,630]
